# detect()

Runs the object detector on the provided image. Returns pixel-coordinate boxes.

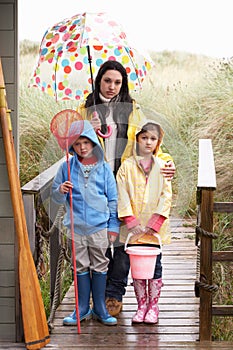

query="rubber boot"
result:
[63,271,92,326]
[92,271,117,326]
[132,279,147,323]
[144,278,163,324]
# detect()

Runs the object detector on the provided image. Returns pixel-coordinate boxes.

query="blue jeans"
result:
[105,241,162,301]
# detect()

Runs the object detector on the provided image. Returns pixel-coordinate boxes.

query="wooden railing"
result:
[195,139,233,341]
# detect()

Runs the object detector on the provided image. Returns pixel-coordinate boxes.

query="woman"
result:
[76,60,175,317]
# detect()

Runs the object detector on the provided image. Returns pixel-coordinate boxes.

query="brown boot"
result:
[105,298,122,316]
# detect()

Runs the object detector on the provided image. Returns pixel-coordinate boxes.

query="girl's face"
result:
[72,136,94,158]
[100,69,122,99]
[137,130,159,157]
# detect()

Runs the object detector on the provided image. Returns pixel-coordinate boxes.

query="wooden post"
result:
[197,139,216,341]
[199,189,214,341]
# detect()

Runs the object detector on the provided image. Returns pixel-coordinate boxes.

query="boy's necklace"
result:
[78,155,97,178]
[82,163,97,177]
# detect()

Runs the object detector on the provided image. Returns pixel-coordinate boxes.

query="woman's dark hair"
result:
[85,60,133,107]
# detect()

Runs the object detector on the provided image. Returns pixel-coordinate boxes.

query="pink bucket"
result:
[126,246,161,279]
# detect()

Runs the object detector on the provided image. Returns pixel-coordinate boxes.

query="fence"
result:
[195,139,233,341]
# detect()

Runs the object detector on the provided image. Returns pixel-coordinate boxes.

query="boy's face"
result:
[137,130,159,157]
[72,136,94,158]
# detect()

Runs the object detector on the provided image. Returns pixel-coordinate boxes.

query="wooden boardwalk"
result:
[47,218,202,349]
[1,219,232,349]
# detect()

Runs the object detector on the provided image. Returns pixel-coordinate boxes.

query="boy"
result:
[52,120,119,326]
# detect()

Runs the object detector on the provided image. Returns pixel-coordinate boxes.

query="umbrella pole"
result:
[87,45,95,100]
[87,45,112,139]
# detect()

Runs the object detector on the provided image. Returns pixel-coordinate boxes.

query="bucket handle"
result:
[124,232,162,251]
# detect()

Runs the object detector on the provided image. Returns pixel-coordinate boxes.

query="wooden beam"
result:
[213,202,233,213]
[212,251,233,262]
[212,305,233,316]
[197,139,216,189]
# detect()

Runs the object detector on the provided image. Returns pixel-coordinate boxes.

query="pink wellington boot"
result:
[132,279,147,323]
[144,278,163,324]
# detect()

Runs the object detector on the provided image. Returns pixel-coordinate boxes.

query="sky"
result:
[19,0,232,59]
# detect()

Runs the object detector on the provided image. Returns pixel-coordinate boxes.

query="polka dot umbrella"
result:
[29,12,154,101]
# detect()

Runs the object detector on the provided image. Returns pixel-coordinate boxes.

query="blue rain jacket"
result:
[51,120,120,236]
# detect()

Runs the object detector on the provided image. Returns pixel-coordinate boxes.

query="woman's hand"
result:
[130,224,145,235]
[90,111,101,132]
[161,160,176,180]
[144,227,156,235]
[59,181,73,194]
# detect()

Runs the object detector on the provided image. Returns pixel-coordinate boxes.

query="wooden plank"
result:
[0,32,15,56]
[0,165,10,191]
[0,271,15,297]
[0,218,15,243]
[212,251,233,262]
[0,324,16,342]
[0,192,13,216]
[21,157,65,193]
[213,202,233,213]
[197,139,216,188]
[0,245,15,270]
[44,335,232,348]
[22,193,36,254]
[0,344,25,350]
[212,305,233,316]
[0,297,15,323]
[0,3,14,29]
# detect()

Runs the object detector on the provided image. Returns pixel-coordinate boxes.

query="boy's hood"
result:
[69,120,104,160]
[133,118,164,157]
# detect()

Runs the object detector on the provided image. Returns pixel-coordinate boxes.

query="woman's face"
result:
[99,69,123,99]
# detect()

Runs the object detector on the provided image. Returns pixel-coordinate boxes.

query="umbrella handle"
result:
[97,125,113,138]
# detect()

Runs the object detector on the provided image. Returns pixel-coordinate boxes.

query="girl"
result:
[116,120,172,324]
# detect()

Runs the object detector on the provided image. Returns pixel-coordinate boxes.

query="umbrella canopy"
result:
[29,12,154,101]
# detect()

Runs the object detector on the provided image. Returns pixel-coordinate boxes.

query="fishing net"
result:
[50,109,84,150]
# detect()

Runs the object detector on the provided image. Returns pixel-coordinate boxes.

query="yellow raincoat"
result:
[116,119,172,246]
